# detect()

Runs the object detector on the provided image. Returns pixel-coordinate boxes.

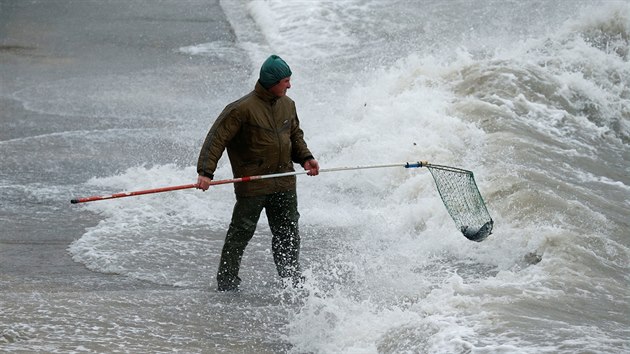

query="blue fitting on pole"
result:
[405,160,429,168]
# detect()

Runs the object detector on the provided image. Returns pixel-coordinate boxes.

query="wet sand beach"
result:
[0,1,292,352]
[0,0,229,287]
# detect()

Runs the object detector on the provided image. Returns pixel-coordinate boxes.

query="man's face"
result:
[269,77,291,97]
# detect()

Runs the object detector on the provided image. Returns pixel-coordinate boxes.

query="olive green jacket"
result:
[197,81,314,197]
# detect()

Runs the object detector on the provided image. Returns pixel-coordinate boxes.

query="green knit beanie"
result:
[259,55,292,89]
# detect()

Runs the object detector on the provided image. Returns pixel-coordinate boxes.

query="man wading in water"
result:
[197,55,319,292]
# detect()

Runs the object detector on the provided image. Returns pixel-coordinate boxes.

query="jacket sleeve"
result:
[197,104,242,179]
[290,110,314,166]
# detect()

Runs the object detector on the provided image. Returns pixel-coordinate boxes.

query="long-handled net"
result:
[71,160,493,242]
[426,164,493,241]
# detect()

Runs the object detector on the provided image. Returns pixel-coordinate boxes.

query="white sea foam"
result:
[240,1,630,352]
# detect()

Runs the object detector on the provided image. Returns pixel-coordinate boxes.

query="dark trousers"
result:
[217,191,301,289]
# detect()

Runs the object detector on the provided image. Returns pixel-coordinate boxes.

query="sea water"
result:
[2,0,628,353]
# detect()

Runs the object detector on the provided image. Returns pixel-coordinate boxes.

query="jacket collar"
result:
[254,80,279,104]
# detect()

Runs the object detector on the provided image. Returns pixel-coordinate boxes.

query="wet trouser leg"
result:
[216,191,301,290]
[216,195,265,291]
[266,191,301,281]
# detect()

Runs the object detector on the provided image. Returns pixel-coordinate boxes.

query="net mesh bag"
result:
[427,164,493,241]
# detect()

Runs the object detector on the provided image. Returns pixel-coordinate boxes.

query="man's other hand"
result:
[304,159,320,176]
[197,175,213,191]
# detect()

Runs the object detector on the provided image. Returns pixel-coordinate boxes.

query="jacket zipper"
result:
[270,101,284,186]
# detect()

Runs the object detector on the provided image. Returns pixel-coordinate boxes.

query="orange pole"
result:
[70,161,428,204]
